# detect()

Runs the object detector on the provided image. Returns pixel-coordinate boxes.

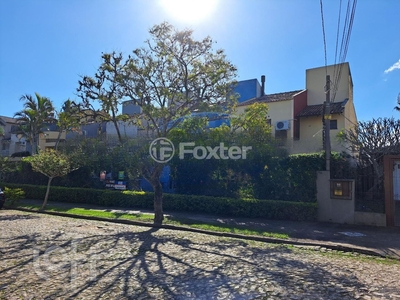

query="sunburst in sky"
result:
[159,0,218,23]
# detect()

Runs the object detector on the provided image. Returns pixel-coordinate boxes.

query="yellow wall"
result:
[290,115,347,154]
[267,100,294,138]
[306,63,351,105]
[38,131,66,150]
[236,99,294,138]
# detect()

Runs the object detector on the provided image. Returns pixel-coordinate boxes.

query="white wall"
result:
[106,121,138,139]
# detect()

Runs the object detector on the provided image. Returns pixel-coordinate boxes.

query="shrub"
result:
[1,182,317,221]
[4,187,25,207]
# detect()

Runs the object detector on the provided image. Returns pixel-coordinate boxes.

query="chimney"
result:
[261,75,265,96]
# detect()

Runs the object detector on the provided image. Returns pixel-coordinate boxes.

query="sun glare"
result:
[160,0,218,23]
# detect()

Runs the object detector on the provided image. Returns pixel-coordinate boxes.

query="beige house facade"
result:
[0,116,27,157]
[0,116,67,157]
[236,63,357,155]
[37,129,66,151]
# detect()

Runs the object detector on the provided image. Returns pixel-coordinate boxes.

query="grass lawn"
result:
[16,204,289,240]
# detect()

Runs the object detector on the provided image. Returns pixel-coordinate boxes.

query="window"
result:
[330,120,338,130]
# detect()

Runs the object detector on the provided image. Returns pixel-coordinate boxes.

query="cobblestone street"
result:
[1,210,400,299]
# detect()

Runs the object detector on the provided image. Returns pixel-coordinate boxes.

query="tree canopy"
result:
[14,93,55,154]
[77,22,238,224]
[23,149,81,210]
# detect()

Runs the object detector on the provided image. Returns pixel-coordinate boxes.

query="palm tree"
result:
[54,99,81,150]
[14,93,54,154]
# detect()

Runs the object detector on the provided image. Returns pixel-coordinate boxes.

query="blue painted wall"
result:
[234,79,261,103]
[142,112,230,193]
[140,165,174,193]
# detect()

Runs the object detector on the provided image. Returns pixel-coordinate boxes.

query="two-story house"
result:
[0,116,68,157]
[235,62,357,155]
[0,116,28,157]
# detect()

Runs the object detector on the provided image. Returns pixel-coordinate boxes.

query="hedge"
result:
[0,183,317,221]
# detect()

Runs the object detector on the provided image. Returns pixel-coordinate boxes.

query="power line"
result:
[331,0,351,103]
[319,0,328,76]
[331,0,357,103]
[332,0,342,95]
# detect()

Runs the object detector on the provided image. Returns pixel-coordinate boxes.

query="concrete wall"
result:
[236,99,294,140]
[105,121,138,140]
[38,130,66,150]
[122,101,142,115]
[306,63,351,105]
[290,114,348,155]
[10,133,27,154]
[291,116,323,154]
[266,100,294,138]
[317,171,355,224]
[354,212,387,227]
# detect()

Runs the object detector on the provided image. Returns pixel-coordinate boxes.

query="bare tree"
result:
[339,117,400,192]
[76,53,131,145]
[395,93,400,111]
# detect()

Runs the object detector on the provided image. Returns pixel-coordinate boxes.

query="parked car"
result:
[0,188,5,209]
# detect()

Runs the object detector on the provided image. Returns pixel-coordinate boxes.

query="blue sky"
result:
[0,0,399,122]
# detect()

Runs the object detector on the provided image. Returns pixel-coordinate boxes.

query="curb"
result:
[11,207,393,260]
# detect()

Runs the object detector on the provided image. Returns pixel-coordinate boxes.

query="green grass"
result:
[15,204,289,239]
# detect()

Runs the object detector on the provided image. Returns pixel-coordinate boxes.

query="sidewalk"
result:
[15,199,400,260]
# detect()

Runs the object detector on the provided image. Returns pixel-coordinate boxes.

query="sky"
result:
[0,0,399,122]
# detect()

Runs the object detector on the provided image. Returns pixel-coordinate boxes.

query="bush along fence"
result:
[1,183,317,222]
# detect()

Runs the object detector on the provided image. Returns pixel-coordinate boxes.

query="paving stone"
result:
[1,210,400,299]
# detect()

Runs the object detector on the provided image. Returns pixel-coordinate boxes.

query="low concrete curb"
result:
[11,207,393,260]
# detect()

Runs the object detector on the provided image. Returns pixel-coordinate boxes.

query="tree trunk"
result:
[54,130,63,150]
[152,180,164,225]
[32,133,38,155]
[111,113,123,145]
[149,164,165,225]
[41,177,53,210]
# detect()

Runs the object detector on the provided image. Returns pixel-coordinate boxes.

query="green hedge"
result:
[0,183,317,221]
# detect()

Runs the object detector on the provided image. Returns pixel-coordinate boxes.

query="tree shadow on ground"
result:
[0,213,380,299]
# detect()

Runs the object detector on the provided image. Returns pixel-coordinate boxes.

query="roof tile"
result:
[296,99,348,117]
[237,90,304,106]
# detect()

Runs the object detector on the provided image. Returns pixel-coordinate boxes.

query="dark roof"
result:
[237,90,304,107]
[296,99,348,117]
[0,115,18,124]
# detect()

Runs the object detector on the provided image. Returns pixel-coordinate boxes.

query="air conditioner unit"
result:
[275,120,290,131]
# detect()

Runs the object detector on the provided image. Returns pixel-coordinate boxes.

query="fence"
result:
[355,164,385,213]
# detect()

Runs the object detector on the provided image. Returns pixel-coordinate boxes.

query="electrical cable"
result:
[331,0,357,103]
[319,0,328,76]
[332,0,342,99]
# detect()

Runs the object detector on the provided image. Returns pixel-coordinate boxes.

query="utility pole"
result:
[324,75,331,171]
